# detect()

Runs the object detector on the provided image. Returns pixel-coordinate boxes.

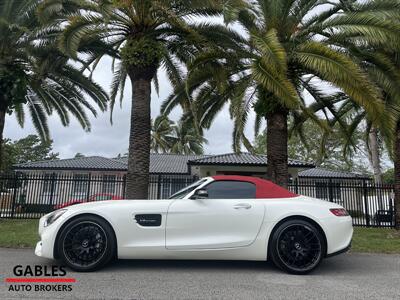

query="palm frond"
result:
[295,41,384,123]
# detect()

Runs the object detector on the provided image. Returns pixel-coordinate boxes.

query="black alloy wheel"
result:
[269,219,325,274]
[57,215,116,272]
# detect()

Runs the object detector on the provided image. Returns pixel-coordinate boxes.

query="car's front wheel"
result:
[57,215,116,272]
[269,219,325,275]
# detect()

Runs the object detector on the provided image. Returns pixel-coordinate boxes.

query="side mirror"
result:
[191,189,208,199]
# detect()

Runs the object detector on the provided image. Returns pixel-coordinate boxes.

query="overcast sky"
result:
[4,57,257,158]
[5,2,387,170]
[4,7,325,159]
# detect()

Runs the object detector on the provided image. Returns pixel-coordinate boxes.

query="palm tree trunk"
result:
[126,72,152,199]
[266,110,288,188]
[368,126,382,184]
[394,122,400,230]
[0,110,6,173]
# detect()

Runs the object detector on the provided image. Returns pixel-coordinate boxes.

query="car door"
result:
[166,180,265,250]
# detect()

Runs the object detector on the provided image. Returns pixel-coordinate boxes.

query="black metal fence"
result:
[0,173,396,228]
[289,178,396,228]
[0,173,197,219]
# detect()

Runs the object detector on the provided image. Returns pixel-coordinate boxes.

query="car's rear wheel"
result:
[57,215,116,272]
[269,219,325,275]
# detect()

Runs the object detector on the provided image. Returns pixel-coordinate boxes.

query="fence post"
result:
[328,178,334,202]
[157,174,162,200]
[10,173,19,219]
[49,173,57,206]
[295,178,299,194]
[363,179,370,227]
[122,175,127,198]
[86,174,92,200]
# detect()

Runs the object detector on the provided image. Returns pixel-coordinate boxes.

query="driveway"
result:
[0,248,399,299]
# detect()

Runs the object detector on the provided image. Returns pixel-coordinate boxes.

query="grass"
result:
[351,227,400,254]
[0,219,399,254]
[0,219,39,248]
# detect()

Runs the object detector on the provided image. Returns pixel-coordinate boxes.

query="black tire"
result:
[269,219,325,275]
[57,215,116,272]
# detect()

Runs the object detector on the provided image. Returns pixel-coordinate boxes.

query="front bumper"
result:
[35,241,43,257]
[34,215,60,259]
[34,237,55,259]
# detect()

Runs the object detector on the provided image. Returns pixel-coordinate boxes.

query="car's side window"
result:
[204,181,256,199]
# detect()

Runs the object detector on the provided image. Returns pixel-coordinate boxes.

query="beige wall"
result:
[190,164,305,180]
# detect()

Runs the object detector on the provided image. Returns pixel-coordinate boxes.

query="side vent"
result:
[135,214,162,227]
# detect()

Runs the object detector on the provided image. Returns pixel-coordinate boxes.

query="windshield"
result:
[169,179,208,199]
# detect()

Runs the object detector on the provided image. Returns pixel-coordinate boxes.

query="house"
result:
[9,153,392,227]
[12,153,372,204]
[187,153,313,179]
[298,168,371,198]
[298,167,371,180]
[13,153,313,202]
[14,152,314,179]
[298,167,372,215]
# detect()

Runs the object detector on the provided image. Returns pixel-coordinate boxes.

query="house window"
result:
[73,174,89,195]
[102,175,116,194]
[43,174,56,194]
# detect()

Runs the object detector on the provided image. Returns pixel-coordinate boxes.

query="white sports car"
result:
[35,175,353,274]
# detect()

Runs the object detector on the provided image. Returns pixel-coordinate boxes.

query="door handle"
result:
[233,203,252,209]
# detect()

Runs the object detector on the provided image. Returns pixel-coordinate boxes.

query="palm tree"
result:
[330,103,386,183]
[332,49,400,229]
[317,0,400,228]
[295,0,400,228]
[164,0,399,187]
[395,110,400,229]
[151,115,174,153]
[151,115,207,155]
[169,121,207,155]
[0,0,108,170]
[43,0,226,198]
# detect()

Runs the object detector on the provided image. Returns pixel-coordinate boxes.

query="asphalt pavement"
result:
[0,248,399,299]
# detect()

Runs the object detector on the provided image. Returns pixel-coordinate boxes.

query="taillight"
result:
[330,208,349,217]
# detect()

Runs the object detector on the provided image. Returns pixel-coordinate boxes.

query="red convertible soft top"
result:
[212,175,298,199]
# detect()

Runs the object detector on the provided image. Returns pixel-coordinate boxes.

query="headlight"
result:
[44,209,67,227]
